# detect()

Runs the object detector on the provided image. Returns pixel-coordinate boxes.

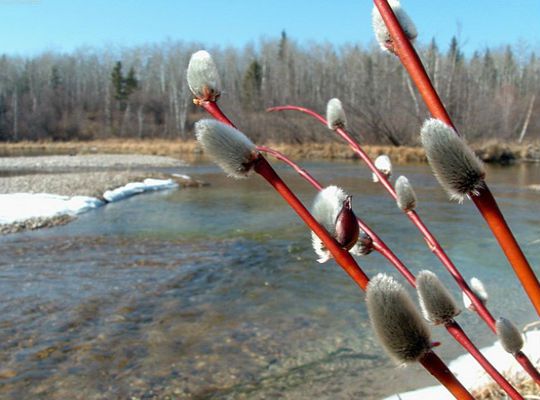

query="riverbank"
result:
[386,329,540,399]
[0,160,538,399]
[0,154,205,234]
[1,139,539,164]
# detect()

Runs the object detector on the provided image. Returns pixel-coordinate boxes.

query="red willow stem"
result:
[257,145,324,190]
[472,187,540,315]
[256,156,475,398]
[196,100,473,398]
[257,145,417,286]
[515,351,540,383]
[407,211,496,328]
[195,100,371,290]
[267,105,540,383]
[268,106,399,198]
[374,238,416,286]
[419,351,474,400]
[200,100,236,127]
[258,146,524,394]
[267,105,491,318]
[373,0,540,316]
[446,321,524,400]
[372,0,453,128]
[253,156,369,290]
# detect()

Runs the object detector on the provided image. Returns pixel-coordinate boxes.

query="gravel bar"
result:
[0,154,200,233]
[0,154,185,172]
[0,171,175,198]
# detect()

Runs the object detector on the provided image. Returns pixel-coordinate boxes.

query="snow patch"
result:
[172,173,192,180]
[384,330,540,399]
[103,178,178,202]
[0,193,103,224]
[0,178,179,226]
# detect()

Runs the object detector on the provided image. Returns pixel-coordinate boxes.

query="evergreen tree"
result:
[482,49,498,90]
[502,46,517,85]
[425,37,439,79]
[125,67,139,97]
[50,65,62,90]
[448,36,463,65]
[241,60,262,110]
[111,61,125,101]
[111,62,139,107]
[278,30,288,60]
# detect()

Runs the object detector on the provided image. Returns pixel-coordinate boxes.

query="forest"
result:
[0,33,538,146]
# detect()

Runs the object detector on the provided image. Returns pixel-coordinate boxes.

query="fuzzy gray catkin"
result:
[373,155,392,183]
[326,98,347,130]
[195,119,258,178]
[311,186,359,263]
[372,0,417,53]
[187,50,221,101]
[311,186,347,235]
[462,277,488,311]
[350,230,374,256]
[420,119,485,202]
[496,317,524,354]
[395,175,417,211]
[366,273,432,363]
[417,270,461,325]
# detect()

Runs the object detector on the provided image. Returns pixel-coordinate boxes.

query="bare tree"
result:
[0,38,537,145]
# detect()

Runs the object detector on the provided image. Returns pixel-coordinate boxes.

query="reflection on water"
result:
[0,161,539,399]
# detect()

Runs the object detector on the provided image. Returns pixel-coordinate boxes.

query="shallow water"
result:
[0,161,539,399]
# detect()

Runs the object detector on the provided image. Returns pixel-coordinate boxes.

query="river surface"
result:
[0,161,539,399]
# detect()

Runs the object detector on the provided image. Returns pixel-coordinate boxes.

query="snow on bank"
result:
[384,329,540,399]
[0,193,103,224]
[0,178,178,226]
[103,178,177,202]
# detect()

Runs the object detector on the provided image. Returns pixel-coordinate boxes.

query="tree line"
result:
[0,34,538,145]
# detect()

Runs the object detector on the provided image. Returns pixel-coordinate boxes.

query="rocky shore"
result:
[0,154,204,234]
[0,154,186,172]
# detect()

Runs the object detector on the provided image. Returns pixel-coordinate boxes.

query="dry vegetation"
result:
[0,35,539,147]
[474,377,539,399]
[0,139,199,158]
[1,139,539,164]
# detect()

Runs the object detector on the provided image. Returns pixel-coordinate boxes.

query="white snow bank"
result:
[0,178,179,225]
[172,173,192,180]
[103,178,178,202]
[384,330,540,399]
[0,193,103,224]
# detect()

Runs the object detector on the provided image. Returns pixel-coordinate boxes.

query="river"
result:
[0,160,539,399]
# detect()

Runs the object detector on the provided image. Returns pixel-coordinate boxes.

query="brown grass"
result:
[0,139,427,163]
[474,140,540,164]
[0,139,200,159]
[0,139,538,164]
[473,376,539,399]
[265,142,427,163]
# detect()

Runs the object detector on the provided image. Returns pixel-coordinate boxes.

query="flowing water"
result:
[0,161,539,399]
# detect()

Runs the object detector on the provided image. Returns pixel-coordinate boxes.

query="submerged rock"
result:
[0,215,75,234]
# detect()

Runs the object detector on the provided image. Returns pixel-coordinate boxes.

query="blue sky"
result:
[1,0,539,56]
